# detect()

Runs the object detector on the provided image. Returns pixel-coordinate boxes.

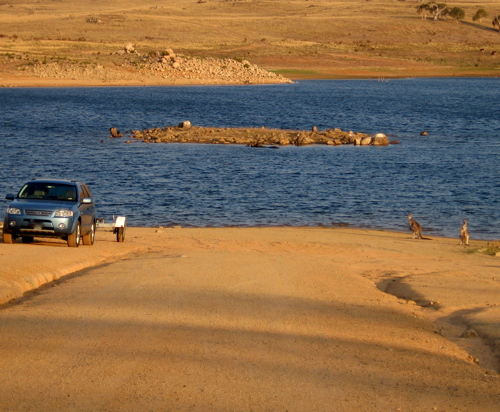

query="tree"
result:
[417,4,429,19]
[472,9,488,23]
[448,7,465,23]
[416,2,449,21]
[493,16,500,32]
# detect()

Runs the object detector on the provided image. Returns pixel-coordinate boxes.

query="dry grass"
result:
[484,240,500,255]
[1,0,500,80]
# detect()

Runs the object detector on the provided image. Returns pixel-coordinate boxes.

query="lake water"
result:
[1,78,499,240]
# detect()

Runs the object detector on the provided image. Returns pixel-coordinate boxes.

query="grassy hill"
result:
[1,0,499,82]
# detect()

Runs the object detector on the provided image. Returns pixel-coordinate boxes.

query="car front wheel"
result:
[2,231,14,244]
[82,222,95,246]
[67,222,81,248]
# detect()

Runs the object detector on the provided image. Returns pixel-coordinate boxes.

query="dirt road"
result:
[0,227,499,411]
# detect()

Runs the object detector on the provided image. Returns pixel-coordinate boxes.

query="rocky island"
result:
[126,122,393,147]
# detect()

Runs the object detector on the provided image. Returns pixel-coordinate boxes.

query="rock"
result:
[372,133,389,146]
[312,126,318,133]
[354,138,362,146]
[124,43,135,53]
[279,139,290,146]
[178,121,192,129]
[461,329,479,338]
[390,140,399,144]
[110,127,122,138]
[172,62,181,69]
[419,299,439,307]
[420,131,428,136]
[468,355,480,365]
[346,134,357,144]
[360,137,372,145]
[327,140,335,146]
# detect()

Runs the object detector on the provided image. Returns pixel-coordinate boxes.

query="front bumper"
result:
[4,215,75,237]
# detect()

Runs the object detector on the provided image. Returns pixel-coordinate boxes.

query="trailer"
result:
[96,215,126,242]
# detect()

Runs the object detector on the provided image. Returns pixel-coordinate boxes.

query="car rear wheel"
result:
[82,222,95,246]
[67,222,81,248]
[22,236,34,244]
[2,232,14,244]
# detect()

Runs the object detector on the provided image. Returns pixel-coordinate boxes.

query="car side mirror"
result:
[82,198,93,204]
[5,194,14,200]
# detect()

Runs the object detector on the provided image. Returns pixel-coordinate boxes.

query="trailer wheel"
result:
[116,226,125,242]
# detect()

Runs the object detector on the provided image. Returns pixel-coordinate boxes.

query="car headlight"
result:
[7,207,21,215]
[54,210,74,217]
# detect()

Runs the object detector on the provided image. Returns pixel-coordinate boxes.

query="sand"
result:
[0,226,499,411]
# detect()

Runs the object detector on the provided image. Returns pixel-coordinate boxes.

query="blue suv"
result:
[3,179,96,247]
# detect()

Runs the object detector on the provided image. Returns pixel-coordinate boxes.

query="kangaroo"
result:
[407,213,432,240]
[408,213,422,239]
[460,219,470,246]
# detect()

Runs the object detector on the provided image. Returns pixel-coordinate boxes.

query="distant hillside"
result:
[1,0,499,84]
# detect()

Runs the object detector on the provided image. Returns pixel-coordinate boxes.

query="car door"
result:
[78,184,95,233]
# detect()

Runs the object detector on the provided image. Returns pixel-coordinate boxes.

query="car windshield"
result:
[18,183,77,202]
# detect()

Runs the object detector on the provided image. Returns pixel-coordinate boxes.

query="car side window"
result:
[83,184,92,198]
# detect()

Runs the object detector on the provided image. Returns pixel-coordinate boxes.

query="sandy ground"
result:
[0,227,499,411]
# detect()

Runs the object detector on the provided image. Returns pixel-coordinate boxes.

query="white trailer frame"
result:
[96,215,126,242]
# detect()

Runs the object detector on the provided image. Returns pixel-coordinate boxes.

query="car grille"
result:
[24,209,52,217]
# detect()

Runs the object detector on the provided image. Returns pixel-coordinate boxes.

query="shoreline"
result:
[1,73,500,89]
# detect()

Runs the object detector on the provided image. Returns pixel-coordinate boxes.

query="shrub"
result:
[485,240,500,255]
